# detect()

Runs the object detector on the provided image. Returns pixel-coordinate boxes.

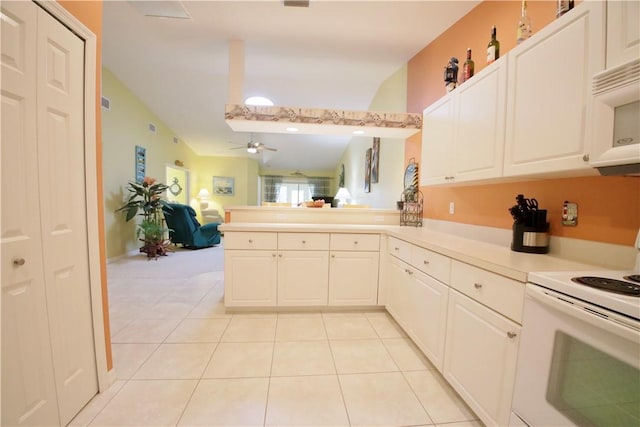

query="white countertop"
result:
[219,222,600,282]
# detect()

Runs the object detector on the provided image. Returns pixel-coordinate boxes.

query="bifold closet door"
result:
[1,2,98,425]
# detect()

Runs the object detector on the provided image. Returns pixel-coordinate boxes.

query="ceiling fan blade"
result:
[229,146,246,150]
[263,147,278,152]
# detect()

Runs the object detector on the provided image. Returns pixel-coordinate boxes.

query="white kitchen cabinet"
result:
[406,267,449,372]
[444,289,521,427]
[421,95,454,186]
[421,56,507,186]
[503,1,605,177]
[224,249,278,307]
[386,243,449,372]
[278,250,329,306]
[329,251,379,305]
[385,255,413,330]
[606,1,640,69]
[329,233,380,306]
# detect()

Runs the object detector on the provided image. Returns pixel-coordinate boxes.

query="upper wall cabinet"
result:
[421,56,507,186]
[606,1,640,68]
[503,1,606,177]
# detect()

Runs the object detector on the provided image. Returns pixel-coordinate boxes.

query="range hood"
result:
[224,104,422,139]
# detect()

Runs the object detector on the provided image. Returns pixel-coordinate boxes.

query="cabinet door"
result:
[224,250,277,307]
[503,1,605,177]
[420,94,455,186]
[278,251,329,306]
[385,256,412,330]
[329,251,379,306]
[606,1,640,68]
[444,289,521,427]
[407,270,449,372]
[453,57,507,182]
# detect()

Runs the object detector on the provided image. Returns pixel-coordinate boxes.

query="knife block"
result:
[511,222,550,254]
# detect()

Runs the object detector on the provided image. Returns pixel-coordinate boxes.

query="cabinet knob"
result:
[272,253,277,258]
[423,260,430,265]
[13,258,26,267]
[331,254,335,258]
[582,154,590,162]
[278,254,283,257]
[474,283,483,289]
[354,241,358,245]
[302,240,306,244]
[248,239,253,243]
[405,268,413,275]
[394,247,399,251]
[507,332,517,339]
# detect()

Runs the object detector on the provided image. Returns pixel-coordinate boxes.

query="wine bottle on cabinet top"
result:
[556,0,574,18]
[462,48,474,82]
[486,26,500,64]
[517,0,532,44]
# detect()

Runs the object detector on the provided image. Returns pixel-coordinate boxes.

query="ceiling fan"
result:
[229,135,277,154]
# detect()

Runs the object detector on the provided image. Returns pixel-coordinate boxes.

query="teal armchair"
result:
[162,203,221,249]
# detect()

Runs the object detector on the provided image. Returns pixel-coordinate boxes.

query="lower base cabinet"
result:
[329,251,379,305]
[224,250,278,307]
[278,251,329,306]
[443,289,521,427]
[386,256,449,372]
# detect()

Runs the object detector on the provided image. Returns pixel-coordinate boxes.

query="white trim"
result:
[35,1,110,393]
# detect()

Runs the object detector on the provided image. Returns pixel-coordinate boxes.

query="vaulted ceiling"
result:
[102,1,480,170]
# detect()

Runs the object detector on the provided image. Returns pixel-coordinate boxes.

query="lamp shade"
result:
[197,188,210,199]
[334,187,352,201]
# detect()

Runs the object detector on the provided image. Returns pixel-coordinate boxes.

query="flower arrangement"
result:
[116,176,172,258]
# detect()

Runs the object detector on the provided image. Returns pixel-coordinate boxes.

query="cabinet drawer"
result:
[410,246,451,284]
[388,237,411,263]
[331,233,380,251]
[224,232,278,250]
[450,260,525,323]
[278,233,329,250]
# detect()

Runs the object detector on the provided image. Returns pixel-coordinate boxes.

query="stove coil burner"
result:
[624,274,640,284]
[571,276,640,296]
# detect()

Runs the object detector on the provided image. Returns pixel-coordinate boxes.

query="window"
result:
[261,175,332,206]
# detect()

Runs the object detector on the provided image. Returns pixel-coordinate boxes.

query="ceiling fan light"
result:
[247,147,258,154]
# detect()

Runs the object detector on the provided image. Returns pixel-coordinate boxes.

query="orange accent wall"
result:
[407,1,640,247]
[58,1,111,371]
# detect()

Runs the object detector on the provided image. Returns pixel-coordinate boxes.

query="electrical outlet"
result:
[449,202,455,214]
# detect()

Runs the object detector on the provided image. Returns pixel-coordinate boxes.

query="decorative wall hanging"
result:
[168,177,183,196]
[339,164,345,188]
[364,148,372,193]
[371,137,380,183]
[213,176,235,196]
[135,145,146,183]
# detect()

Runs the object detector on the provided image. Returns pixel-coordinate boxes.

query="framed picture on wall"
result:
[213,176,235,196]
[371,137,380,183]
[364,148,372,193]
[135,145,146,183]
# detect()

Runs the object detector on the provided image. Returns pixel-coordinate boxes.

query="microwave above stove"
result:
[590,58,640,176]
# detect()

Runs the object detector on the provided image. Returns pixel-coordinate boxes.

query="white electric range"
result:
[511,233,640,427]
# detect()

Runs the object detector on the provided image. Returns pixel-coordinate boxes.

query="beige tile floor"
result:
[70,245,482,427]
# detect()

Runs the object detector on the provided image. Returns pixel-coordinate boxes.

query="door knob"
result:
[13,258,26,266]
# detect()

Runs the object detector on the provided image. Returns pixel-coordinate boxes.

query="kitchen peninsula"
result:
[219,205,631,427]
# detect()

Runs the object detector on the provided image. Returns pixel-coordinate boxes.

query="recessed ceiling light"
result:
[286,127,299,132]
[353,130,365,135]
[245,96,274,106]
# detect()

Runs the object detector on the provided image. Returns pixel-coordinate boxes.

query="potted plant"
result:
[116,176,172,258]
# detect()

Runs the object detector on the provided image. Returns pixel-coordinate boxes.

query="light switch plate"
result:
[562,201,578,226]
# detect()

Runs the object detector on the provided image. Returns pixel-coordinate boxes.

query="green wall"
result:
[102,68,258,258]
[336,65,408,209]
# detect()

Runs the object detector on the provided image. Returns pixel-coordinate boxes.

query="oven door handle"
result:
[527,284,640,342]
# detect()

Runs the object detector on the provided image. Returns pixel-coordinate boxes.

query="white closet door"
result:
[1,2,60,425]
[36,6,98,425]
